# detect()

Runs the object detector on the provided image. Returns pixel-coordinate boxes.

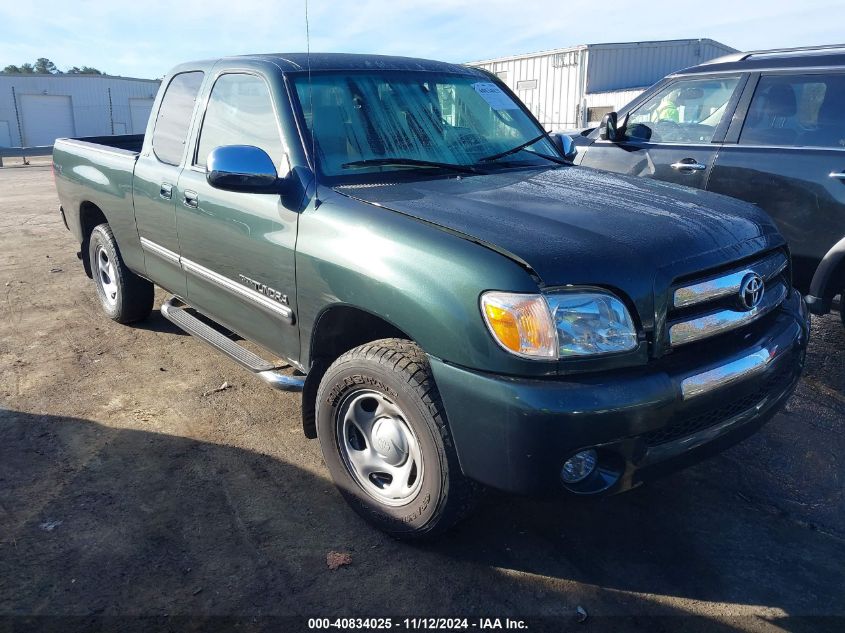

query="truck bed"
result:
[59,134,145,156]
[53,134,146,274]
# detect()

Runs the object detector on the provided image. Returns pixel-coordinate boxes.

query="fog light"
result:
[561,449,598,484]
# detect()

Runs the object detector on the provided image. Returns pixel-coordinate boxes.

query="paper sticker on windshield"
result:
[472,82,519,110]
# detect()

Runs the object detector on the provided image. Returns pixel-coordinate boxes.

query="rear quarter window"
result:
[152,71,205,165]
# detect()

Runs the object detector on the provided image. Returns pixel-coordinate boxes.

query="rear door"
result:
[579,75,745,189]
[133,71,204,296]
[174,70,300,362]
[708,71,845,292]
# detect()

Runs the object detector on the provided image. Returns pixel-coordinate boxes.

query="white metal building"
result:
[467,39,736,130]
[0,74,160,148]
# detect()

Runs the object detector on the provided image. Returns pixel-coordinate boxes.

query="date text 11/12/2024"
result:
[307,617,529,630]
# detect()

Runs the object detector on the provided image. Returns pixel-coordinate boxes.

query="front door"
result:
[134,71,205,296]
[175,71,300,362]
[708,71,845,293]
[579,75,745,189]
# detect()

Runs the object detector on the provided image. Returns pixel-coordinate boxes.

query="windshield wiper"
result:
[478,133,547,163]
[520,149,570,165]
[341,158,483,174]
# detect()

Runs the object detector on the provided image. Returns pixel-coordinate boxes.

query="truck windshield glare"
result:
[292,71,558,177]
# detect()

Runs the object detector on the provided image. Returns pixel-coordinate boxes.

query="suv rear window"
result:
[152,71,205,165]
[739,74,845,148]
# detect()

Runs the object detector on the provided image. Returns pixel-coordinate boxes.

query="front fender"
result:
[294,191,556,377]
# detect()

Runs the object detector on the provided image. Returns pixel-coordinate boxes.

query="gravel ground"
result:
[1,165,843,632]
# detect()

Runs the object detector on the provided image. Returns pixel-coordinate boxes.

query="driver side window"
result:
[195,73,284,171]
[623,77,740,144]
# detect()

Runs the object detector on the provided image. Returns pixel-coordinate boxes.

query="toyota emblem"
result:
[739,273,764,310]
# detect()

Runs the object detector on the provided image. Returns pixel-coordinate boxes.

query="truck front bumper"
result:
[430,290,809,496]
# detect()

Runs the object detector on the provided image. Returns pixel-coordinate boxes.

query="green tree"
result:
[34,57,60,74]
[2,62,36,74]
[67,65,104,75]
[2,60,105,75]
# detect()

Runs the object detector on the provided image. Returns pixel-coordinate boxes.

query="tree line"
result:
[2,58,104,75]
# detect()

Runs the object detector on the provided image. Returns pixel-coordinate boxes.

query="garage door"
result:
[19,94,75,146]
[129,98,155,134]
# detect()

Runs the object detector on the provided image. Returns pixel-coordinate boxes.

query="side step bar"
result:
[161,297,305,392]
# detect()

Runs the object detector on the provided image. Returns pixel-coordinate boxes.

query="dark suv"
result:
[573,44,845,324]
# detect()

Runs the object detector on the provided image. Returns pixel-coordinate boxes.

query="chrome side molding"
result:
[681,348,774,400]
[140,236,180,265]
[673,251,788,309]
[140,237,293,323]
[180,258,293,323]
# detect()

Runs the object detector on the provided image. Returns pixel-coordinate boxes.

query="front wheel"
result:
[88,223,154,323]
[316,339,478,538]
[840,292,844,328]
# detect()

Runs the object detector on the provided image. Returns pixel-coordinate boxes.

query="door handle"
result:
[182,190,199,208]
[671,160,707,172]
[159,183,173,199]
[829,171,845,180]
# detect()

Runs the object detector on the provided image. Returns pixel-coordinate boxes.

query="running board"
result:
[160,297,305,392]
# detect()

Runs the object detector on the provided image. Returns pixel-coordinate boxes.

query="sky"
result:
[0,0,842,79]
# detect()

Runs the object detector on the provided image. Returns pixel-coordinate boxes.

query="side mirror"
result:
[206,145,284,193]
[599,111,619,142]
[549,133,578,162]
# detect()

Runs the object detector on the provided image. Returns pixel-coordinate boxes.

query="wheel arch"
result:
[806,235,845,314]
[301,304,412,439]
[78,201,109,278]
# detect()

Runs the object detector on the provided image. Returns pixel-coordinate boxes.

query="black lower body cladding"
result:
[430,290,810,496]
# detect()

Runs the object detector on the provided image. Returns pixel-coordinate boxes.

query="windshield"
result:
[292,71,558,179]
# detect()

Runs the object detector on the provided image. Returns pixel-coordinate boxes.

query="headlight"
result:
[546,291,638,357]
[481,290,637,360]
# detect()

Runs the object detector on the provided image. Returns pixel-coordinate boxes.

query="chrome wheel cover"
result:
[95,245,118,306]
[336,389,424,507]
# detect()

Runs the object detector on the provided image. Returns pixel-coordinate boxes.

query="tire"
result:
[840,293,845,328]
[316,338,479,538]
[88,223,154,323]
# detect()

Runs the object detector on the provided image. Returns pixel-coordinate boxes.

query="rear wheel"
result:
[316,338,479,538]
[88,223,154,323]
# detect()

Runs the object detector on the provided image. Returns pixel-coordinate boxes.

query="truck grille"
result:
[643,363,795,447]
[667,250,789,348]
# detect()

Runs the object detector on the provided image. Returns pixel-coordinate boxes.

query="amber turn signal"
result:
[480,292,557,359]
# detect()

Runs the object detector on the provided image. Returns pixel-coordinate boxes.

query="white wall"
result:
[469,47,587,130]
[584,88,647,124]
[467,39,736,131]
[0,74,160,146]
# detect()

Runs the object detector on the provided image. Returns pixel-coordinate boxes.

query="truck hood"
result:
[334,166,783,329]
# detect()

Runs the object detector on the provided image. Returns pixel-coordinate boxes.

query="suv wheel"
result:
[316,338,479,538]
[88,223,154,323]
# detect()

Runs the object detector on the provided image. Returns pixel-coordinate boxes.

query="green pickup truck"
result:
[53,53,809,538]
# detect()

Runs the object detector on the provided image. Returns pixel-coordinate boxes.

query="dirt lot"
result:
[1,165,843,632]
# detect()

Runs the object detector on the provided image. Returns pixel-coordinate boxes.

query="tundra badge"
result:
[239,274,289,305]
